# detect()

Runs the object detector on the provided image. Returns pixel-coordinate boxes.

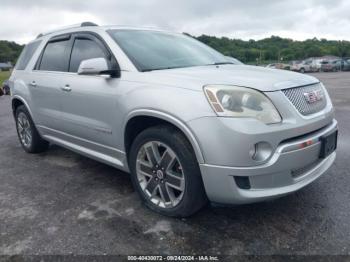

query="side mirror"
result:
[77,58,120,78]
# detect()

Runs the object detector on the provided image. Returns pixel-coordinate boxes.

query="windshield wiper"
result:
[142,62,234,72]
[206,62,235,66]
[142,65,192,72]
[142,67,171,72]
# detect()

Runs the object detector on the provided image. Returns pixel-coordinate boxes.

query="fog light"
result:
[234,176,251,189]
[250,142,273,162]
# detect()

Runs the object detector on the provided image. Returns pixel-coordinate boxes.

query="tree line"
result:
[194,35,350,64]
[1,35,350,65]
[0,41,23,64]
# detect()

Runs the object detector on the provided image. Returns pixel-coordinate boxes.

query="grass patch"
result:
[0,71,11,84]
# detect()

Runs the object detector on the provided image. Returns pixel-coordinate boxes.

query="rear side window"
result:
[15,41,41,70]
[39,40,70,72]
[69,39,107,72]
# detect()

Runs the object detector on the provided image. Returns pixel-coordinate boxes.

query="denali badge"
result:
[303,89,324,104]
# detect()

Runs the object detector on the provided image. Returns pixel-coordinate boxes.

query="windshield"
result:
[107,29,232,71]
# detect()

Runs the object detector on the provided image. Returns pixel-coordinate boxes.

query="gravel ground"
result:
[0,72,349,256]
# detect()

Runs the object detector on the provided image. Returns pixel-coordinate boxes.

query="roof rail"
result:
[81,22,98,27]
[36,22,98,39]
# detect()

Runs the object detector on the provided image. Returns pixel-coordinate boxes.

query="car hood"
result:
[143,65,319,92]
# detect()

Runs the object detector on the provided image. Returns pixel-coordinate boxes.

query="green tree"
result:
[191,34,350,63]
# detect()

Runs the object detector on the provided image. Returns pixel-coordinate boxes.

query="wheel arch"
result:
[12,95,34,119]
[123,110,205,164]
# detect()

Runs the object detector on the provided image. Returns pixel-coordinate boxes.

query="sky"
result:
[1,0,350,44]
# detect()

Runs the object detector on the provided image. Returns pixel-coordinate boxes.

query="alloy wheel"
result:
[17,112,32,148]
[136,141,185,208]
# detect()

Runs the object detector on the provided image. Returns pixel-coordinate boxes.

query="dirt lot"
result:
[0,72,349,256]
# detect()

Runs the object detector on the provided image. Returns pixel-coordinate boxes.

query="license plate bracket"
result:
[319,130,338,159]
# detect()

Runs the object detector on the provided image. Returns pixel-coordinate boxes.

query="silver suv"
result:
[9,23,337,217]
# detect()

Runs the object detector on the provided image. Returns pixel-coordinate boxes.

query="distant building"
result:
[0,62,13,71]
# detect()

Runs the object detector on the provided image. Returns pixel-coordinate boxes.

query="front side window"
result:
[15,40,41,70]
[107,29,229,72]
[69,38,107,72]
[39,40,70,72]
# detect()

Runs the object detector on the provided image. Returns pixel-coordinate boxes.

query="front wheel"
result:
[129,125,207,217]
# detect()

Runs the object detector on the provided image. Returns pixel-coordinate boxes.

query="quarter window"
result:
[69,39,107,72]
[15,41,41,70]
[39,40,70,72]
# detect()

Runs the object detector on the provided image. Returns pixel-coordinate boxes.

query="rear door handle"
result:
[29,81,37,87]
[60,85,72,92]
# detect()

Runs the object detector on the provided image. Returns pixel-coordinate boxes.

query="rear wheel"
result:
[15,105,49,153]
[129,125,207,217]
[300,68,305,73]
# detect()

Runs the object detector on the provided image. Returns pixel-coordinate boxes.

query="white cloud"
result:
[0,0,349,44]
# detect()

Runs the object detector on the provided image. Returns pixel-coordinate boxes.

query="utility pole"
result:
[260,50,262,65]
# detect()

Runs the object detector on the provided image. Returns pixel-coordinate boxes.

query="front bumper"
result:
[196,119,337,204]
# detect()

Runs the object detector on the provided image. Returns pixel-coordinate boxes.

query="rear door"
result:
[58,33,121,152]
[30,35,72,131]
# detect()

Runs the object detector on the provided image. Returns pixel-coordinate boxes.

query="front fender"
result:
[123,109,205,164]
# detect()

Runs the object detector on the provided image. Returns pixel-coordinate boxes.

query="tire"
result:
[4,86,10,95]
[15,105,49,153]
[300,68,305,74]
[129,125,208,217]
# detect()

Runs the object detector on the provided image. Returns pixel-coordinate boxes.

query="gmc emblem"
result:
[303,89,324,104]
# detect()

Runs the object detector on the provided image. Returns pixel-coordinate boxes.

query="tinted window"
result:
[15,41,41,70]
[39,40,70,71]
[69,39,107,72]
[108,30,227,72]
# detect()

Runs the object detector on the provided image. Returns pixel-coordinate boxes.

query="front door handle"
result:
[60,85,72,92]
[29,81,37,87]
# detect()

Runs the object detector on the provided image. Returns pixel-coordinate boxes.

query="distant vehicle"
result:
[2,80,10,95]
[321,60,341,72]
[340,59,350,71]
[310,59,323,72]
[266,63,277,69]
[225,56,244,65]
[0,62,12,71]
[266,63,290,70]
[291,60,314,73]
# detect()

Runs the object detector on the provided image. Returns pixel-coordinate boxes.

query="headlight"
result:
[204,85,282,124]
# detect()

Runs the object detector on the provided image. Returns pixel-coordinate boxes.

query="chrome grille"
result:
[282,83,327,116]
